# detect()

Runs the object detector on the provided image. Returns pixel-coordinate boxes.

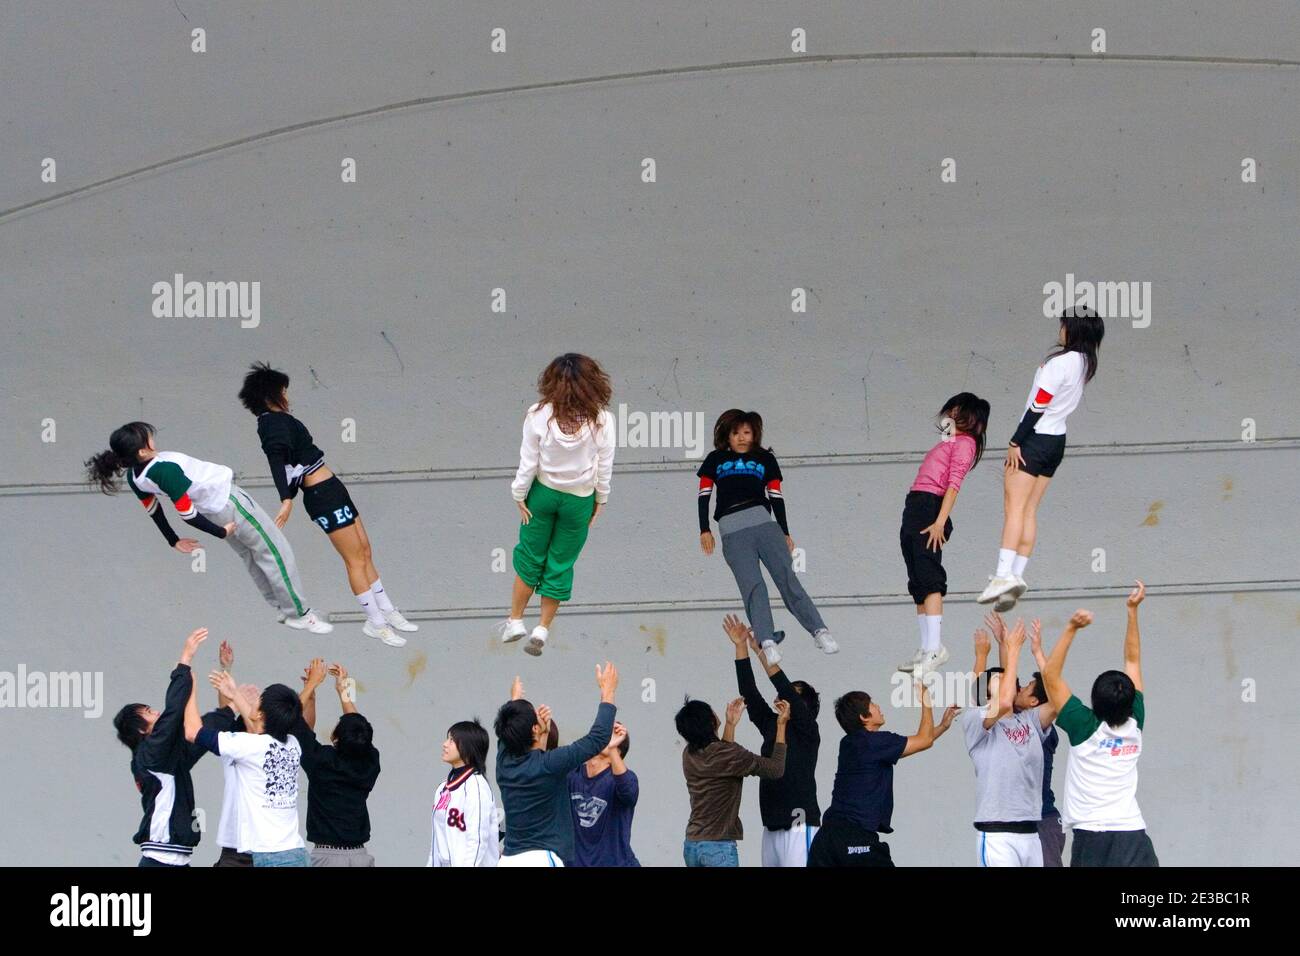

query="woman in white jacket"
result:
[429,720,500,867]
[500,354,615,657]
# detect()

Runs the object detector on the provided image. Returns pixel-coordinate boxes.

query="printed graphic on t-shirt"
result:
[262,742,299,809]
[571,792,609,828]
[1096,736,1140,757]
[716,458,766,481]
[1001,722,1033,747]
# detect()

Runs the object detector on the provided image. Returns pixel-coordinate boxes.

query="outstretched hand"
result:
[180,627,209,666]
[1126,580,1146,609]
[722,614,751,647]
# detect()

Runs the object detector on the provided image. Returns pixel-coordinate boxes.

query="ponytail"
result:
[84,422,156,494]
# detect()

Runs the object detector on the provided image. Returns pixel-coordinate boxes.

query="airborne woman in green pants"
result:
[499,355,616,658]
[86,422,332,634]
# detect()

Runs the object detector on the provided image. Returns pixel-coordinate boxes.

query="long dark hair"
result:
[712,409,765,452]
[447,719,490,774]
[1048,308,1104,383]
[536,354,612,435]
[938,392,990,468]
[84,422,155,494]
[238,362,290,415]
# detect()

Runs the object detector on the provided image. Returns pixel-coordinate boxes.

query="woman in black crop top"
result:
[238,363,416,648]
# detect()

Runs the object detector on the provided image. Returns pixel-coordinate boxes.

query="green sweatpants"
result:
[512,480,595,602]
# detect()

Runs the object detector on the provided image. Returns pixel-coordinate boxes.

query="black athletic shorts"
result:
[302,475,359,533]
[807,816,895,868]
[900,491,952,604]
[1070,828,1159,867]
[1016,431,1067,478]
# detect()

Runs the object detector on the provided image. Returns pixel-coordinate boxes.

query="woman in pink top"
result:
[897,393,990,674]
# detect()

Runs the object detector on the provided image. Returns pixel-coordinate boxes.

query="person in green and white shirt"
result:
[86,421,331,634]
[1041,581,1158,867]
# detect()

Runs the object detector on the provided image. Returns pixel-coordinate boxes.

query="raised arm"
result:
[902,680,938,757]
[721,697,743,744]
[299,657,326,731]
[1028,619,1059,728]
[1123,581,1145,693]
[727,615,775,733]
[1042,610,1093,707]
[538,662,618,774]
[333,663,357,715]
[984,619,1025,729]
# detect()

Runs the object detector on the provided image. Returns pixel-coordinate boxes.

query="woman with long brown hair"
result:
[500,354,616,657]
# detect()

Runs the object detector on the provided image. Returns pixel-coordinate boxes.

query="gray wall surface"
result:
[1,2,1297,866]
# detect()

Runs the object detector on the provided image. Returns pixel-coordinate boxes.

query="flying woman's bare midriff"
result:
[301,463,335,487]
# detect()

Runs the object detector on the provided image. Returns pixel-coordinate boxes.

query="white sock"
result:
[916,614,927,649]
[370,578,395,613]
[532,625,549,642]
[356,589,385,626]
[923,616,943,652]
[996,548,1017,578]
[1012,554,1029,577]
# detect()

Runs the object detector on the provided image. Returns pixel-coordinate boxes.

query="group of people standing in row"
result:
[104,307,1157,866]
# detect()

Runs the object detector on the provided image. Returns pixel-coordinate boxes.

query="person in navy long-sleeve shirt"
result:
[566,721,639,866]
[494,664,619,866]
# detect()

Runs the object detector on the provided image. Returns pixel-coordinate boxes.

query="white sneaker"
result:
[363,621,407,647]
[918,645,950,675]
[761,640,782,667]
[498,618,527,644]
[284,611,334,634]
[994,576,1028,612]
[812,628,839,654]
[897,647,925,673]
[524,626,549,657]
[977,575,1019,605]
[384,609,419,632]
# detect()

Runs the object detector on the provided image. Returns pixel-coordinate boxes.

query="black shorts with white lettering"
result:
[302,475,359,534]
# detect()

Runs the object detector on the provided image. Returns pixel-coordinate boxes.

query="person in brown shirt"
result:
[676,694,789,866]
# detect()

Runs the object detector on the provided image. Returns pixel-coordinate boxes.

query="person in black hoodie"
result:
[292,658,382,866]
[723,614,821,867]
[238,362,415,648]
[112,627,235,867]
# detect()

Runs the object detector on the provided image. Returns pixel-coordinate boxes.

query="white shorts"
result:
[762,824,819,868]
[497,849,565,868]
[976,830,1044,867]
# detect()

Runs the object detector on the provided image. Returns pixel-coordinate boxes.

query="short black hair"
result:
[494,700,538,758]
[833,691,873,735]
[790,680,820,719]
[332,712,375,762]
[238,362,290,415]
[259,684,303,743]
[674,699,717,752]
[1090,670,1136,728]
[113,704,149,751]
[1024,672,1049,707]
[614,728,631,760]
[447,719,489,774]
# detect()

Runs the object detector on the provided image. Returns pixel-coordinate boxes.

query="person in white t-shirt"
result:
[499,354,616,657]
[185,672,308,867]
[978,309,1104,611]
[1041,582,1158,867]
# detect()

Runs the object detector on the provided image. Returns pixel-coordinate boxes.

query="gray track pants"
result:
[210,484,310,619]
[720,515,826,644]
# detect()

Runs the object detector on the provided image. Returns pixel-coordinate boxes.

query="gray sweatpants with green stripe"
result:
[211,484,309,618]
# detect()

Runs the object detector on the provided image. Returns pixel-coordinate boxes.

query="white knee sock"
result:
[996,548,1017,577]
[370,578,395,613]
[356,589,385,626]
[916,614,928,649]
[923,615,943,652]
[1012,554,1029,577]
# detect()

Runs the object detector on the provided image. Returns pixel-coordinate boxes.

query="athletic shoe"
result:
[284,611,334,634]
[897,648,925,672]
[772,629,786,645]
[761,640,782,666]
[525,626,549,657]
[498,618,527,643]
[812,628,839,654]
[918,645,950,674]
[977,575,1019,605]
[384,609,419,632]
[994,576,1029,612]
[364,621,407,647]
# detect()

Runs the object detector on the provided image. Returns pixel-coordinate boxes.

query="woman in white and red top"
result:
[428,720,499,867]
[897,393,990,674]
[978,309,1104,611]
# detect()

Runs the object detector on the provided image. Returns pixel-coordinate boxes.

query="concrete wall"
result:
[1,1,1297,865]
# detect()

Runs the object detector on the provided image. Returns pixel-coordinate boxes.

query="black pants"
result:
[138,857,188,868]
[900,492,952,604]
[807,817,894,868]
[1070,828,1159,867]
[213,846,255,868]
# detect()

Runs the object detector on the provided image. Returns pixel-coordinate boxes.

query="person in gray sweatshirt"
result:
[494,664,619,866]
